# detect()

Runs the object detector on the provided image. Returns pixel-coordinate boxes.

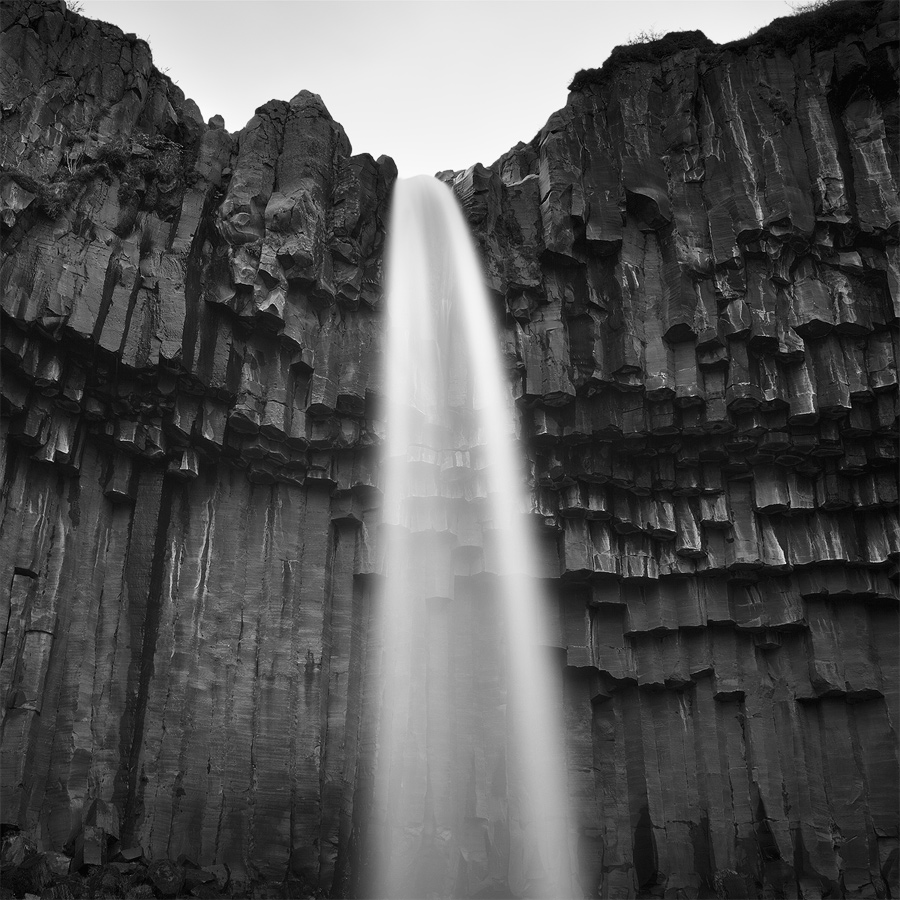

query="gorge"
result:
[0,1,898,898]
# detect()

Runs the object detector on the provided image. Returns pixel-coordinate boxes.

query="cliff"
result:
[0,0,897,897]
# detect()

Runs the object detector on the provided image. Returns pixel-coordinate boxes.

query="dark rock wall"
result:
[444,7,899,896]
[1,0,897,896]
[1,1,393,892]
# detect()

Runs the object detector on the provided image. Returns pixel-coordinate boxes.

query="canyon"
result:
[0,0,898,897]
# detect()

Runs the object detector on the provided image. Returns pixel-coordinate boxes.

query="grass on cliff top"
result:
[568,30,715,92]
[568,0,884,92]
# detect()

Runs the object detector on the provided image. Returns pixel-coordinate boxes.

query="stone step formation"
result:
[0,0,897,897]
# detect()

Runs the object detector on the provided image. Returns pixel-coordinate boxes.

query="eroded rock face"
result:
[0,0,897,897]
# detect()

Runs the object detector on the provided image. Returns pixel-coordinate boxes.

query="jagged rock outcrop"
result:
[1,0,897,897]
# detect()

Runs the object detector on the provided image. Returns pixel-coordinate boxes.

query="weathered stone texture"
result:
[1,0,897,897]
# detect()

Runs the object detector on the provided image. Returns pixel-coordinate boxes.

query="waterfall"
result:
[372,175,571,899]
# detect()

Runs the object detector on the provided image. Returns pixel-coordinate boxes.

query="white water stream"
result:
[373,176,571,899]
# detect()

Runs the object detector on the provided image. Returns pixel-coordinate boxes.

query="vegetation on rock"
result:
[568,0,884,91]
[568,30,714,92]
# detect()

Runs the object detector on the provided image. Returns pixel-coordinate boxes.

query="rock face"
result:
[0,0,897,897]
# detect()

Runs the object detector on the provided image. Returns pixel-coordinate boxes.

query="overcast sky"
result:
[78,0,800,176]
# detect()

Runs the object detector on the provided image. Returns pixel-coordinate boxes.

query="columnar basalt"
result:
[1,1,897,897]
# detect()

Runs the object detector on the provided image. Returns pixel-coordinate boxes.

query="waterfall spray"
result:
[373,176,571,899]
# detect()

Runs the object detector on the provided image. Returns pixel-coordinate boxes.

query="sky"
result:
[77,0,802,177]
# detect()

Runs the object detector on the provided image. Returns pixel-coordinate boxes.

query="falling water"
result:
[373,175,571,899]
